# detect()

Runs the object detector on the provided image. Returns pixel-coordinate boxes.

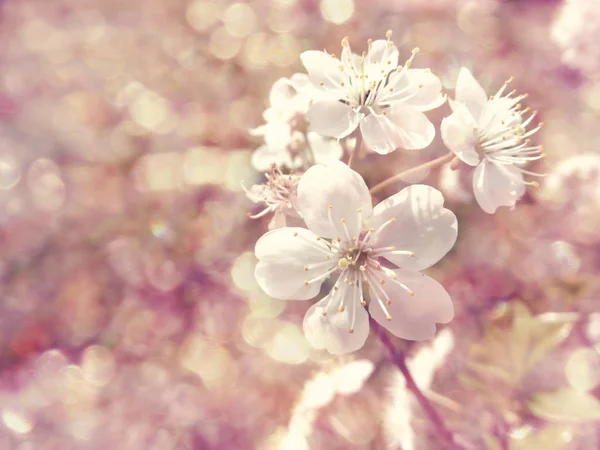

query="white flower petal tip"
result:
[303,292,370,355]
[444,69,544,213]
[254,168,457,354]
[369,269,454,341]
[297,161,372,239]
[301,34,442,150]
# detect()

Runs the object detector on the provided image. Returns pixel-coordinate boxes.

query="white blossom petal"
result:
[307,101,362,139]
[440,102,480,166]
[300,51,348,100]
[297,161,372,238]
[254,227,335,300]
[473,159,526,214]
[303,288,369,355]
[455,67,488,121]
[369,269,454,341]
[367,40,399,67]
[307,132,344,165]
[478,97,522,132]
[360,105,435,154]
[369,185,457,271]
[251,144,294,172]
[402,69,446,111]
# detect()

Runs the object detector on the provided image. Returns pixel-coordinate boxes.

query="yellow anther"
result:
[293,232,298,237]
[341,36,349,47]
[380,280,385,284]
[339,305,345,312]
[386,300,392,305]
[338,258,350,270]
[304,266,309,271]
[304,281,309,286]
[329,204,333,209]
[341,218,346,223]
[412,47,420,54]
[322,311,327,316]
[349,328,354,334]
[386,30,393,39]
[386,315,392,321]
[361,301,367,306]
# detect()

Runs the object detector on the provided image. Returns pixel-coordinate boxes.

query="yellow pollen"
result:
[304,266,309,271]
[339,305,345,312]
[328,204,333,209]
[386,315,392,321]
[361,301,367,306]
[341,36,349,47]
[341,218,346,223]
[293,232,298,237]
[409,290,415,296]
[386,30,393,39]
[338,258,350,270]
[322,311,327,316]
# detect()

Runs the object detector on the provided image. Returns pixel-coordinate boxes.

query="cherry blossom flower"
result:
[250,74,343,171]
[440,67,544,214]
[300,32,445,155]
[244,165,301,230]
[254,161,457,354]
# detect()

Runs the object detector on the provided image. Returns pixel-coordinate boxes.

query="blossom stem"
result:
[372,320,463,450]
[369,153,455,195]
[347,132,363,169]
[303,132,316,168]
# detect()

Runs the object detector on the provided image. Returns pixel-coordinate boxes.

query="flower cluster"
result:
[246,34,543,354]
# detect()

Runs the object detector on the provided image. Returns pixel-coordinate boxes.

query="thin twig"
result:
[347,132,363,169]
[369,153,455,195]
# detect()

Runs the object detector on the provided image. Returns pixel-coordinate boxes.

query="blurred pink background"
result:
[0,0,599,449]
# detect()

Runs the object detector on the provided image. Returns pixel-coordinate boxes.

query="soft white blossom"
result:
[551,0,600,76]
[244,165,301,230]
[254,161,457,355]
[250,74,343,172]
[300,32,445,155]
[441,67,543,214]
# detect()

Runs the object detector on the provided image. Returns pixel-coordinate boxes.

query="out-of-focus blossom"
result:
[244,165,301,230]
[300,32,444,154]
[280,359,375,449]
[441,68,544,214]
[254,161,456,354]
[251,131,343,172]
[250,74,343,171]
[551,0,600,76]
